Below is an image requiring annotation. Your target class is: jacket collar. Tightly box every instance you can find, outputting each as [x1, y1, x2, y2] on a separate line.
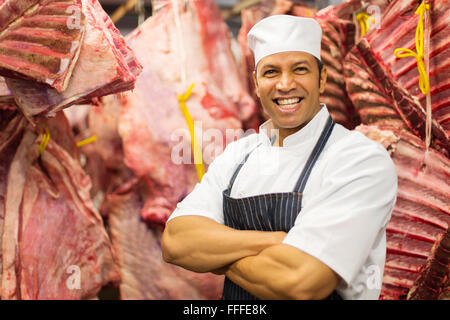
[259, 104, 330, 148]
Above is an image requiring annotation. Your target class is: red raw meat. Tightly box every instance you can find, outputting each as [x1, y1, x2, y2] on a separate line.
[356, 124, 449, 300]
[364, 0, 450, 136]
[0, 0, 40, 31]
[345, 0, 450, 156]
[408, 227, 450, 299]
[75, 99, 224, 299]
[0, 0, 85, 92]
[115, 0, 245, 227]
[105, 182, 223, 299]
[5, 0, 142, 123]
[1, 111, 120, 299]
[193, 0, 258, 129]
[0, 110, 27, 292]
[0, 76, 14, 106]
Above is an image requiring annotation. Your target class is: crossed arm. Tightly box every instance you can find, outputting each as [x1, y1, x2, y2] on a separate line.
[161, 215, 339, 300]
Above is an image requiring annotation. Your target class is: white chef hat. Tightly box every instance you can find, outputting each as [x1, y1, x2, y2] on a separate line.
[248, 15, 322, 67]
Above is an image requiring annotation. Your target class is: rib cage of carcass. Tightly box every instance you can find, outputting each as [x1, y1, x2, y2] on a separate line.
[0, 110, 121, 300]
[0, 0, 142, 122]
[342, 0, 450, 299]
[0, 0, 144, 300]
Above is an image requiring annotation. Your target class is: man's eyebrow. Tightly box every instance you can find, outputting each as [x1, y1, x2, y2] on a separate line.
[259, 64, 279, 71]
[260, 60, 312, 70]
[292, 60, 311, 67]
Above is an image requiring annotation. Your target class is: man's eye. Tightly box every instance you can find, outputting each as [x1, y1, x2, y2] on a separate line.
[263, 70, 276, 76]
[295, 67, 308, 72]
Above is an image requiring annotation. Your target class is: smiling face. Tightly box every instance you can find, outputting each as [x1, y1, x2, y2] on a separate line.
[253, 51, 327, 142]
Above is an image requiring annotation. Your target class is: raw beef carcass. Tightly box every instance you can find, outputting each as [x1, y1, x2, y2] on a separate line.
[0, 0, 85, 92]
[105, 182, 223, 299]
[313, 6, 356, 128]
[114, 0, 246, 227]
[3, 0, 141, 123]
[71, 99, 224, 300]
[0, 0, 40, 31]
[0, 76, 14, 107]
[72, 100, 134, 206]
[363, 0, 450, 136]
[1, 111, 120, 299]
[194, 0, 258, 130]
[356, 124, 449, 300]
[0, 110, 27, 292]
[408, 226, 450, 299]
[345, 0, 450, 156]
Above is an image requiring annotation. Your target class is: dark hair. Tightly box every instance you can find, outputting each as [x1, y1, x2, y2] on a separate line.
[315, 57, 323, 87]
[316, 57, 323, 75]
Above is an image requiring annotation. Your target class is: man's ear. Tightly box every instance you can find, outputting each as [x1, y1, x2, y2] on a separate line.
[252, 71, 260, 98]
[319, 65, 327, 94]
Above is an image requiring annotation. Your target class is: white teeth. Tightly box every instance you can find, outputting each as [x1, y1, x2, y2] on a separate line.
[277, 98, 301, 105]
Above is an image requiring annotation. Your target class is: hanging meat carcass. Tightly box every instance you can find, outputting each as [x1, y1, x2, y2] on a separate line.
[0, 110, 120, 299]
[408, 226, 449, 299]
[72, 0, 247, 299]
[0, 0, 41, 31]
[356, 124, 449, 299]
[0, 76, 14, 108]
[113, 0, 252, 228]
[344, 0, 450, 299]
[104, 181, 223, 299]
[0, 110, 27, 292]
[65, 97, 224, 299]
[0, 0, 142, 123]
[0, 0, 85, 92]
[344, 0, 450, 156]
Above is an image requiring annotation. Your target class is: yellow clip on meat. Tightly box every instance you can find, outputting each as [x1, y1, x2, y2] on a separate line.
[178, 83, 205, 182]
[393, 1, 430, 95]
[76, 135, 97, 147]
[38, 127, 50, 156]
[356, 12, 374, 37]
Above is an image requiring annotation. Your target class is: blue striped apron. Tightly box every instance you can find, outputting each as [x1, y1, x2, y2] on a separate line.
[221, 115, 342, 300]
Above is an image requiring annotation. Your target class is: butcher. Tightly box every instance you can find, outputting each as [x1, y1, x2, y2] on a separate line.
[161, 15, 398, 300]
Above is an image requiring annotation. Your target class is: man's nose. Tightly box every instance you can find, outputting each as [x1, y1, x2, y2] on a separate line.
[275, 72, 296, 92]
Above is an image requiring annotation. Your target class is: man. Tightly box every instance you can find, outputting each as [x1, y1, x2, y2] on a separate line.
[162, 15, 398, 300]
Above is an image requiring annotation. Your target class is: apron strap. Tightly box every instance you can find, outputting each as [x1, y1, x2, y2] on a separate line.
[293, 115, 335, 194]
[227, 135, 276, 189]
[227, 115, 334, 194]
[227, 142, 262, 189]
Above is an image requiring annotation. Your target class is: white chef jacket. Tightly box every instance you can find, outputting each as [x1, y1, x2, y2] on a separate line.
[168, 105, 398, 300]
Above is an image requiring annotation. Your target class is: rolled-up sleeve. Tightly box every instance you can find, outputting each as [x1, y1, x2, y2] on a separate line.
[282, 138, 398, 286]
[167, 141, 238, 224]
